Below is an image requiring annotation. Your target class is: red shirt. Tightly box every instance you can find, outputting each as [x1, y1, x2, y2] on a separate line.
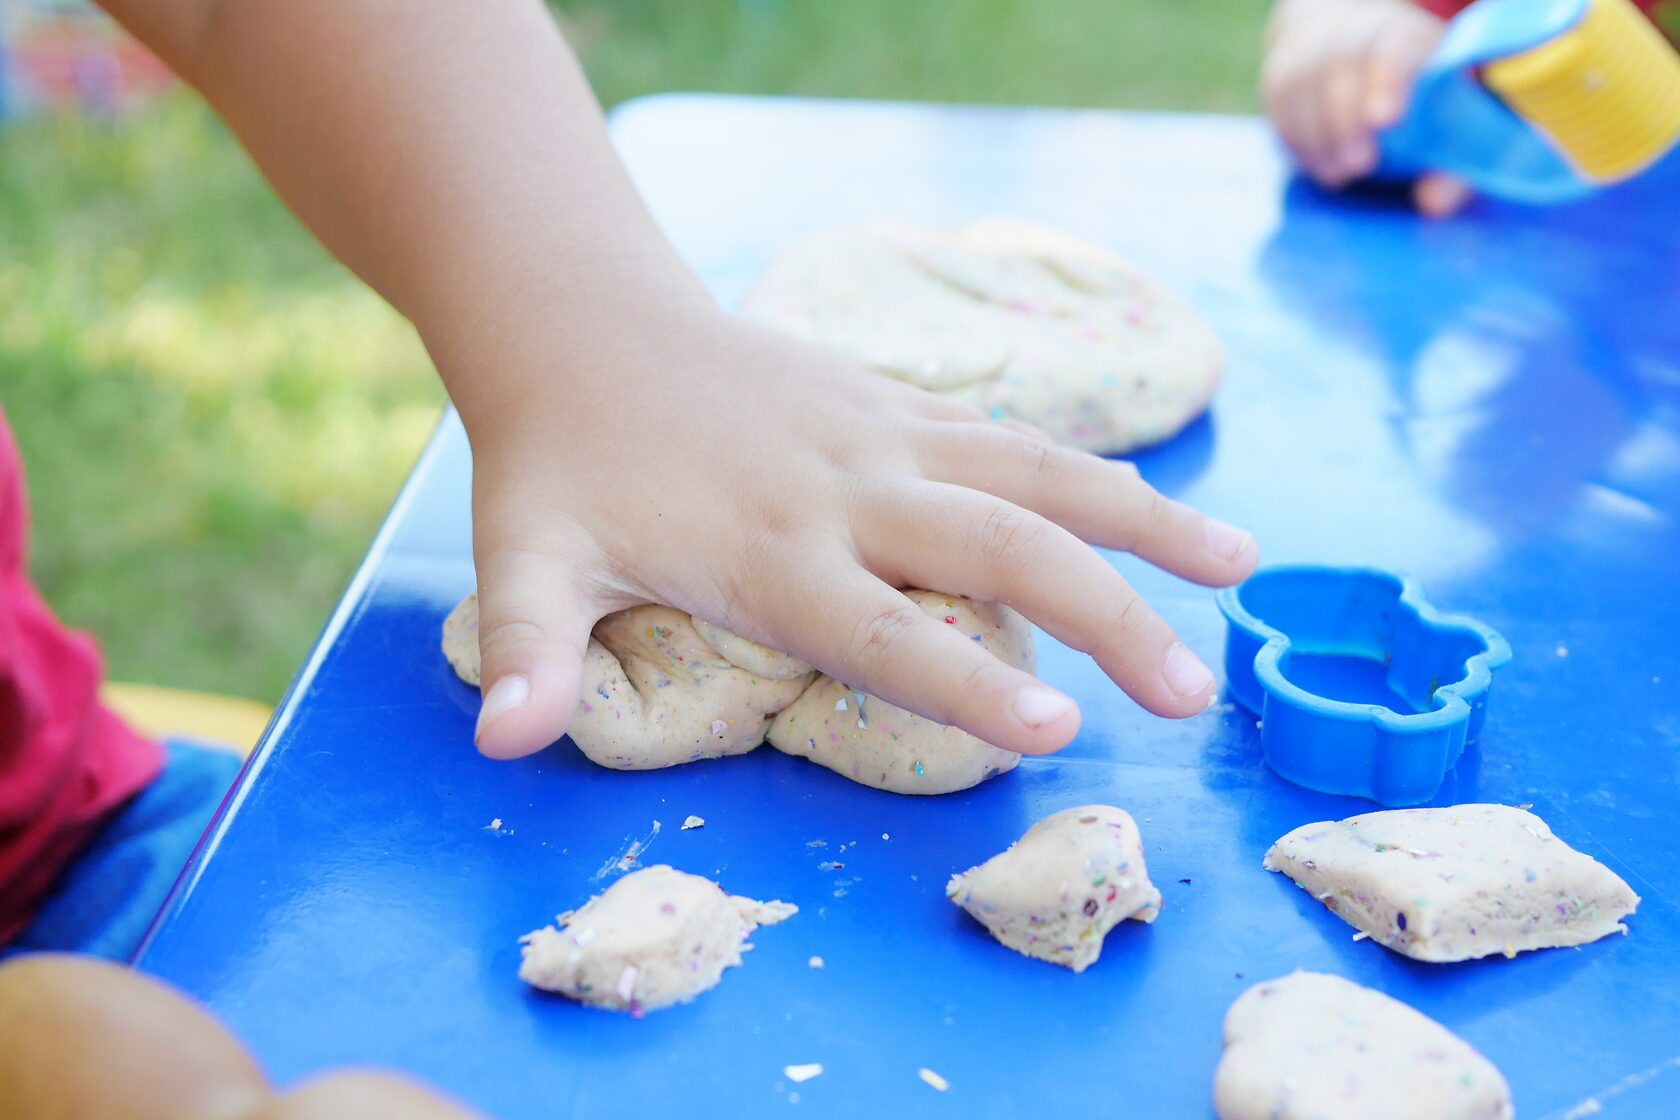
[0, 405, 161, 943]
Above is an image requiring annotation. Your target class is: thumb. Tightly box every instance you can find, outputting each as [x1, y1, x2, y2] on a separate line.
[471, 544, 598, 761]
[1414, 171, 1473, 218]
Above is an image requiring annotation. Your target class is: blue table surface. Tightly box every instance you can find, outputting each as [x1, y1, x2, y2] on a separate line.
[137, 97, 1680, 1119]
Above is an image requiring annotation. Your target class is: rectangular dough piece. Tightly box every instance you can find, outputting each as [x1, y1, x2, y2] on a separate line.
[1264, 803, 1639, 962]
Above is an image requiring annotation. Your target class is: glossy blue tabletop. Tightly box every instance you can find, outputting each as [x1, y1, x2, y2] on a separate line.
[137, 96, 1680, 1119]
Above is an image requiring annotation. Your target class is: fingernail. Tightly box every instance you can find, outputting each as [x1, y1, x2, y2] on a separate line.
[1013, 685, 1077, 728]
[476, 675, 530, 739]
[1204, 519, 1254, 561]
[1163, 643, 1215, 699]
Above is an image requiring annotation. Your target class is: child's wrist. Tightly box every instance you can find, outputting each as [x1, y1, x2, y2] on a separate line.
[421, 268, 726, 436]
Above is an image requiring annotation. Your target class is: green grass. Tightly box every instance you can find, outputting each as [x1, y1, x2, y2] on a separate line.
[1, 1, 1266, 703]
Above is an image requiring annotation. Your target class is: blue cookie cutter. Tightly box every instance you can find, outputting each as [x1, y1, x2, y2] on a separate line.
[1216, 566, 1512, 807]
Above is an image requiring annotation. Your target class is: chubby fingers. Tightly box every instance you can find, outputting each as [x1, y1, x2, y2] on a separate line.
[859, 483, 1221, 719]
[765, 563, 1082, 755]
[916, 423, 1258, 588]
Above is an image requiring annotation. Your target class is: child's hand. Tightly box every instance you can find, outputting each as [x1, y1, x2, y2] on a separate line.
[97, 0, 1257, 762]
[1261, 0, 1473, 217]
[453, 297, 1258, 762]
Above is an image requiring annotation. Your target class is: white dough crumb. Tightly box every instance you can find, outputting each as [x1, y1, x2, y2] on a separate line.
[835, 697, 848, 711]
[1556, 644, 1570, 658]
[881, 833, 890, 840]
[1352, 931, 1371, 941]
[485, 818, 502, 831]
[681, 815, 705, 830]
[784, 1063, 823, 1083]
[808, 955, 824, 969]
[918, 1068, 950, 1092]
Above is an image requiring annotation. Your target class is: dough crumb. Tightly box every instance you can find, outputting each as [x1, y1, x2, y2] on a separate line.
[485, 818, 502, 831]
[807, 955, 824, 969]
[518, 865, 795, 1012]
[917, 1068, 950, 1092]
[1264, 803, 1639, 962]
[1214, 972, 1512, 1120]
[681, 815, 705, 830]
[784, 1063, 823, 1083]
[947, 805, 1160, 972]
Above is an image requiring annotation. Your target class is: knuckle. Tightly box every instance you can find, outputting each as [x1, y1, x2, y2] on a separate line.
[1092, 587, 1153, 660]
[849, 602, 925, 664]
[972, 506, 1046, 573]
[1115, 590, 1154, 638]
[1015, 433, 1059, 483]
[477, 617, 548, 666]
[1143, 487, 1169, 531]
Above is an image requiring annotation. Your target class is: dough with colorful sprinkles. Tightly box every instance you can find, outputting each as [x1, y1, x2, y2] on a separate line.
[518, 865, 795, 1014]
[947, 805, 1161, 972]
[1214, 971, 1513, 1120]
[741, 217, 1223, 454]
[1264, 803, 1639, 962]
[765, 592, 1028, 794]
[441, 591, 1034, 794]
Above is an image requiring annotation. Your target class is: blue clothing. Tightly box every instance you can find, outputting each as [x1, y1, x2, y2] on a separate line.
[3, 739, 242, 962]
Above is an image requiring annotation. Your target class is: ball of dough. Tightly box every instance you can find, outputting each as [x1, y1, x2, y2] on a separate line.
[741, 217, 1223, 454]
[947, 805, 1161, 972]
[1214, 972, 1512, 1120]
[766, 592, 1028, 795]
[441, 591, 1035, 795]
[518, 865, 796, 1013]
[1264, 803, 1640, 962]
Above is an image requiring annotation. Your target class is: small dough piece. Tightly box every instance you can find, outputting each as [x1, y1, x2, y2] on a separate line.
[765, 592, 1028, 794]
[442, 591, 1035, 795]
[946, 805, 1161, 972]
[742, 218, 1223, 453]
[518, 865, 795, 1013]
[1265, 804, 1640, 962]
[1214, 972, 1512, 1120]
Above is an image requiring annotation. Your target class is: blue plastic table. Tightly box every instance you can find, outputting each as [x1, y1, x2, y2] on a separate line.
[137, 97, 1680, 1119]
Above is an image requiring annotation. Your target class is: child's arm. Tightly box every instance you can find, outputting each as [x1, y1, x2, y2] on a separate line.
[1262, 0, 1472, 216]
[98, 0, 1257, 760]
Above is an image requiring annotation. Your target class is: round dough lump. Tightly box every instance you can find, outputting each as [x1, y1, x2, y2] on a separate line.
[947, 804, 1161, 972]
[741, 217, 1222, 453]
[440, 590, 1033, 794]
[518, 865, 796, 1013]
[1214, 971, 1512, 1120]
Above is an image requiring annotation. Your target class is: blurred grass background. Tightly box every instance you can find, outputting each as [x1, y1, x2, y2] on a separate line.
[0, 0, 1267, 703]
